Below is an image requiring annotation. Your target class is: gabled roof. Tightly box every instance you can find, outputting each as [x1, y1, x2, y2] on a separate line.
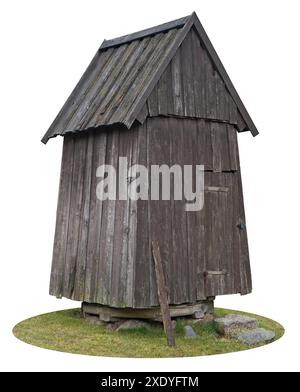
[42, 12, 258, 144]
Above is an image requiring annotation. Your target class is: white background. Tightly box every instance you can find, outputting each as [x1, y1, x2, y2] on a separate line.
[1, 0, 299, 372]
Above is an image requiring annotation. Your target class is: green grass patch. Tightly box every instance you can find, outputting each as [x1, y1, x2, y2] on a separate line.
[12, 308, 284, 358]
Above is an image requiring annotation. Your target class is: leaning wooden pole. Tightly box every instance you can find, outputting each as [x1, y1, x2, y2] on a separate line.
[151, 240, 175, 347]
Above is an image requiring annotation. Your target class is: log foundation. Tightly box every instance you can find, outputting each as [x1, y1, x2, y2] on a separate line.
[82, 299, 214, 322]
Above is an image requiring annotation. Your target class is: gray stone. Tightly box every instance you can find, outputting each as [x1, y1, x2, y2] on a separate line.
[193, 310, 205, 319]
[184, 325, 197, 338]
[106, 321, 124, 331]
[215, 314, 258, 337]
[116, 320, 151, 332]
[85, 315, 106, 326]
[193, 314, 215, 325]
[236, 328, 275, 345]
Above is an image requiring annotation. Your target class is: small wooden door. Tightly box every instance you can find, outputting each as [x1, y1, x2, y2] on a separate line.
[196, 171, 251, 299]
[204, 183, 233, 296]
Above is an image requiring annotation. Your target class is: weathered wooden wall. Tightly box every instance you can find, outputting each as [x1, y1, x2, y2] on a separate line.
[49, 116, 251, 308]
[138, 28, 247, 131]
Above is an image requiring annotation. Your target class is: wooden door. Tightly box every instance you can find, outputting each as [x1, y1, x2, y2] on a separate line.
[195, 171, 251, 299]
[204, 183, 233, 296]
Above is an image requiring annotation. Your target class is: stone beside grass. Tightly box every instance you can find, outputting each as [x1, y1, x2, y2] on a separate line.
[214, 313, 276, 345]
[214, 314, 258, 337]
[236, 328, 276, 346]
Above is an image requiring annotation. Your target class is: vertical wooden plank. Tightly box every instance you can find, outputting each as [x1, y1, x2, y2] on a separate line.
[110, 128, 130, 306]
[215, 72, 226, 121]
[232, 171, 242, 293]
[152, 241, 175, 347]
[148, 117, 173, 306]
[218, 173, 229, 294]
[214, 71, 221, 120]
[181, 31, 196, 116]
[165, 62, 174, 115]
[219, 123, 231, 171]
[227, 124, 238, 171]
[225, 173, 235, 294]
[169, 117, 189, 303]
[231, 133, 251, 293]
[228, 94, 238, 125]
[237, 168, 252, 294]
[126, 126, 139, 307]
[196, 119, 213, 170]
[195, 168, 206, 300]
[211, 122, 222, 172]
[171, 46, 184, 116]
[190, 28, 203, 118]
[96, 129, 119, 304]
[73, 132, 94, 300]
[194, 121, 207, 299]
[157, 66, 169, 115]
[223, 85, 230, 123]
[145, 119, 156, 306]
[205, 51, 217, 119]
[237, 110, 247, 131]
[183, 119, 198, 303]
[50, 135, 74, 298]
[84, 129, 107, 303]
[63, 135, 88, 298]
[211, 122, 231, 172]
[210, 177, 222, 295]
[204, 173, 226, 296]
[119, 128, 134, 305]
[199, 41, 207, 118]
[136, 101, 149, 124]
[147, 84, 159, 117]
[203, 171, 212, 296]
[166, 117, 176, 304]
[135, 122, 151, 307]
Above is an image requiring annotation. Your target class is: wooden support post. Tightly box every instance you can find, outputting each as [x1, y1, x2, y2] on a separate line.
[151, 240, 175, 347]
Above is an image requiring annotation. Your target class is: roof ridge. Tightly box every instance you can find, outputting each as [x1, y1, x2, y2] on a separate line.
[100, 13, 192, 50]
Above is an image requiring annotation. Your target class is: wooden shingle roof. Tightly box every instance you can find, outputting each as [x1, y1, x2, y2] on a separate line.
[42, 12, 258, 144]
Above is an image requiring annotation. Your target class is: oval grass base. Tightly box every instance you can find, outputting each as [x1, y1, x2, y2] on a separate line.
[13, 308, 284, 358]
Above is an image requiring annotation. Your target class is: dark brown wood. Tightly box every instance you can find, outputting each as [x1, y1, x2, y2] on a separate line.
[151, 240, 175, 347]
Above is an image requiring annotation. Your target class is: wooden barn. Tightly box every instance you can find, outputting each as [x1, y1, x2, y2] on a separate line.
[42, 12, 258, 320]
